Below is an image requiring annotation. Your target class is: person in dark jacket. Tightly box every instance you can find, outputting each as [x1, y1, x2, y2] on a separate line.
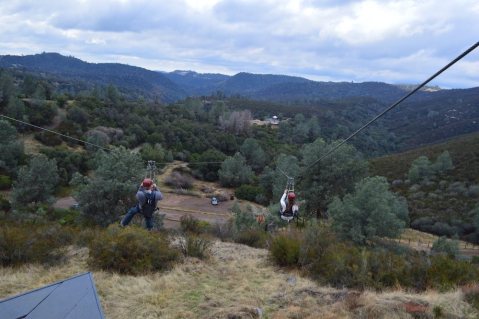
[120, 178, 163, 230]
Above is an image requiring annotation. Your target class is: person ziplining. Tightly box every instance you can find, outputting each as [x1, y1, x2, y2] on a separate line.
[279, 177, 299, 223]
[120, 161, 163, 230]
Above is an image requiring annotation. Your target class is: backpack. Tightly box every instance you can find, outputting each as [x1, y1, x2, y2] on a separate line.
[141, 191, 157, 217]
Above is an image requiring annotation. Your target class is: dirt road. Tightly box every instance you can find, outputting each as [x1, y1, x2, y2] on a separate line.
[159, 192, 235, 228]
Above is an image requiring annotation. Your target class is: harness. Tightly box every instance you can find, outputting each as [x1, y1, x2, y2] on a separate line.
[141, 191, 157, 217]
[280, 177, 297, 222]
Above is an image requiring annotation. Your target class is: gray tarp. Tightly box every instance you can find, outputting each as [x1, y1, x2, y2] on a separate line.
[0, 272, 105, 319]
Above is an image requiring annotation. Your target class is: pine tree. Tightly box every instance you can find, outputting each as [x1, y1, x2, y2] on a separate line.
[11, 154, 59, 207]
[328, 176, 409, 245]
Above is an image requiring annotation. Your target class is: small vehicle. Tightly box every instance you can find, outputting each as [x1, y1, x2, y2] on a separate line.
[211, 197, 218, 205]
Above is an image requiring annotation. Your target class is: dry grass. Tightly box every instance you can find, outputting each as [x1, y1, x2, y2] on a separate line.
[395, 229, 479, 255]
[400, 228, 439, 244]
[0, 241, 477, 319]
[21, 134, 43, 154]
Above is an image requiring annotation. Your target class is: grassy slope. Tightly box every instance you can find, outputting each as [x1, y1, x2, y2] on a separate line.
[370, 132, 479, 225]
[0, 242, 476, 319]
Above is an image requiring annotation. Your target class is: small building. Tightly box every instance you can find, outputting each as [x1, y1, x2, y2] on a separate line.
[269, 115, 280, 125]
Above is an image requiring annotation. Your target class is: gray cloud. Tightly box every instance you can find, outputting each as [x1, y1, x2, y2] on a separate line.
[0, 0, 477, 88]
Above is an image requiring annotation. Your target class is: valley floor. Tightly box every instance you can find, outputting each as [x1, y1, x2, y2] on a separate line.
[0, 240, 477, 319]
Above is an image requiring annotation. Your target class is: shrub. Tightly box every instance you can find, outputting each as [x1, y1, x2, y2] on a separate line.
[431, 236, 459, 257]
[88, 225, 179, 275]
[411, 216, 435, 230]
[428, 222, 458, 237]
[151, 212, 165, 231]
[467, 185, 479, 198]
[308, 242, 366, 288]
[47, 208, 81, 226]
[269, 233, 301, 267]
[438, 180, 448, 189]
[180, 214, 210, 234]
[0, 223, 72, 266]
[211, 220, 234, 241]
[235, 184, 264, 202]
[180, 234, 212, 259]
[409, 184, 421, 192]
[408, 156, 433, 183]
[231, 203, 258, 233]
[34, 131, 63, 146]
[427, 255, 479, 291]
[234, 228, 269, 248]
[0, 195, 11, 212]
[447, 181, 467, 195]
[0, 175, 12, 190]
[270, 223, 479, 291]
[409, 191, 425, 199]
[76, 227, 101, 247]
[165, 171, 194, 189]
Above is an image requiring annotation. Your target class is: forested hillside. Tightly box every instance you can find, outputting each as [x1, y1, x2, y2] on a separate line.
[2, 53, 478, 153]
[371, 132, 479, 242]
[0, 53, 187, 102]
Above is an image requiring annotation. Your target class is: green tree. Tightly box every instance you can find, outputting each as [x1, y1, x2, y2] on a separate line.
[22, 75, 37, 97]
[11, 154, 59, 208]
[4, 97, 25, 121]
[235, 184, 265, 203]
[328, 176, 409, 245]
[408, 156, 433, 183]
[218, 153, 254, 187]
[473, 205, 479, 240]
[85, 130, 110, 152]
[0, 70, 15, 106]
[75, 147, 144, 227]
[433, 151, 454, 174]
[190, 149, 226, 181]
[66, 106, 89, 130]
[240, 138, 266, 172]
[106, 85, 121, 105]
[0, 120, 24, 175]
[300, 138, 368, 218]
[140, 143, 170, 164]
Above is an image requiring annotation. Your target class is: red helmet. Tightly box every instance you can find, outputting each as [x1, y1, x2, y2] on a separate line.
[287, 192, 296, 201]
[142, 178, 153, 188]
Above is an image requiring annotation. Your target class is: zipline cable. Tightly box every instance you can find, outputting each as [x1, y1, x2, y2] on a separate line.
[0, 113, 111, 151]
[302, 41, 479, 173]
[3, 42, 477, 176]
[0, 113, 226, 165]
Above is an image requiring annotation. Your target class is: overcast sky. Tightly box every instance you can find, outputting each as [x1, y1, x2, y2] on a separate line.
[0, 0, 478, 88]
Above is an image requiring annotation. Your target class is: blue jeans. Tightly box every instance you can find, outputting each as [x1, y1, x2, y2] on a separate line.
[121, 205, 153, 230]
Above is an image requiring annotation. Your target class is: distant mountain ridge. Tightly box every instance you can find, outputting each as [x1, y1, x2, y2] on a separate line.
[0, 52, 451, 104]
[162, 70, 415, 104]
[0, 53, 187, 102]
